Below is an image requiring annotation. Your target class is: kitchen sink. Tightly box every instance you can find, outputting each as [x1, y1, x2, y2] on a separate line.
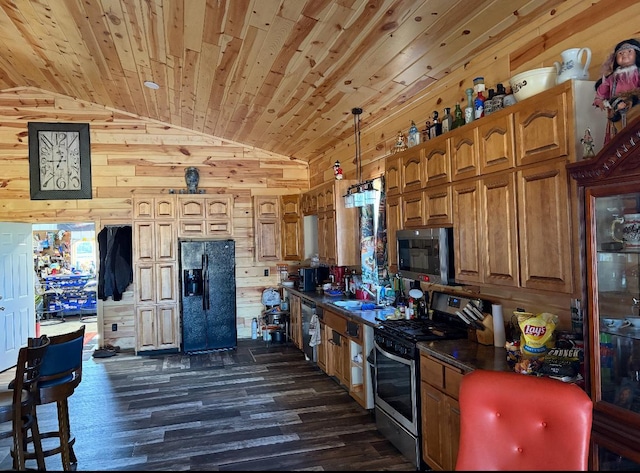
[332, 300, 364, 310]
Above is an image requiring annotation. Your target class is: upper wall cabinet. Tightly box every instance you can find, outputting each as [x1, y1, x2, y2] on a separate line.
[176, 195, 233, 238]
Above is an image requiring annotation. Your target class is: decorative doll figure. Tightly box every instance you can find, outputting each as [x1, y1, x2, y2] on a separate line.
[593, 38, 640, 144]
[392, 131, 408, 154]
[581, 128, 595, 158]
[333, 160, 343, 180]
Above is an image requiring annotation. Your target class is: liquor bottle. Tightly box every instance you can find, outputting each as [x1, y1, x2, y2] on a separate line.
[484, 88, 495, 116]
[407, 120, 420, 147]
[493, 83, 506, 112]
[473, 77, 486, 119]
[429, 111, 442, 139]
[464, 88, 475, 124]
[421, 121, 431, 142]
[441, 107, 453, 134]
[452, 102, 465, 129]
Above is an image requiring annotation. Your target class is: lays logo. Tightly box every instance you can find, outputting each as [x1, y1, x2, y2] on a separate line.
[523, 324, 546, 337]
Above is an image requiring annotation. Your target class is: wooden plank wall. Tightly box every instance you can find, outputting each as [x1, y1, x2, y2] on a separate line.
[0, 88, 309, 346]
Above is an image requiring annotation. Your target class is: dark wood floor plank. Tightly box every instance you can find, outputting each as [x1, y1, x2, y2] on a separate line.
[0, 339, 415, 471]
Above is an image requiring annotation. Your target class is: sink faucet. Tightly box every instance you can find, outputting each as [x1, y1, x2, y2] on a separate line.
[363, 284, 380, 305]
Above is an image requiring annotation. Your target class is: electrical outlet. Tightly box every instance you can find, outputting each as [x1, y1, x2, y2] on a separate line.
[112, 323, 118, 331]
[264, 268, 269, 276]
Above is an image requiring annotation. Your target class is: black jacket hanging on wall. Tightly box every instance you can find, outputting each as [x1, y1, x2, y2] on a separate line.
[98, 225, 133, 301]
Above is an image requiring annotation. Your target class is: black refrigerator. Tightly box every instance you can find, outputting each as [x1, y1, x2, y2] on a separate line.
[179, 239, 237, 353]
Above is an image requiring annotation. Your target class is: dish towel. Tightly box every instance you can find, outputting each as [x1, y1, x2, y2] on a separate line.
[309, 313, 321, 347]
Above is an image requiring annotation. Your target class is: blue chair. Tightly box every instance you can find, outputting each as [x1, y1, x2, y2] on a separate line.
[0, 335, 50, 470]
[24, 326, 85, 471]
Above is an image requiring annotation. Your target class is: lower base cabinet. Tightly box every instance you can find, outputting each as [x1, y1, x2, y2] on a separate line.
[420, 353, 464, 471]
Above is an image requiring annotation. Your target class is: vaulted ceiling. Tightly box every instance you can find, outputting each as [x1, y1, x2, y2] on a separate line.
[0, 0, 558, 162]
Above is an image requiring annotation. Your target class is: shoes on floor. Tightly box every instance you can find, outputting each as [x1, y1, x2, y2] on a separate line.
[92, 348, 116, 358]
[104, 344, 121, 352]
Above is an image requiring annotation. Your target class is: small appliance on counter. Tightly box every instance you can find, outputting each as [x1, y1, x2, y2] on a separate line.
[298, 267, 316, 291]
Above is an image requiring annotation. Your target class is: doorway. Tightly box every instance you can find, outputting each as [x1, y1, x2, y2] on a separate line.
[32, 222, 98, 343]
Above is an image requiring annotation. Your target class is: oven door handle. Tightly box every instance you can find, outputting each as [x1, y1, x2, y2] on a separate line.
[374, 340, 413, 364]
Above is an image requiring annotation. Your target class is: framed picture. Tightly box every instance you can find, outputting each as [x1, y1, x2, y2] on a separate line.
[28, 122, 92, 200]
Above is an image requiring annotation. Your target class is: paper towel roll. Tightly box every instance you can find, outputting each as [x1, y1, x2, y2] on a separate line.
[492, 303, 506, 348]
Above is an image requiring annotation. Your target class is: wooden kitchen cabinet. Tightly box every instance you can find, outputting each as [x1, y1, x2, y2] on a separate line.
[177, 194, 233, 238]
[132, 195, 180, 353]
[420, 353, 464, 471]
[315, 180, 359, 266]
[402, 149, 424, 194]
[424, 138, 451, 188]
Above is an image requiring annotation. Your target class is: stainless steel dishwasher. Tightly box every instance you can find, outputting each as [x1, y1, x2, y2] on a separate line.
[301, 298, 321, 363]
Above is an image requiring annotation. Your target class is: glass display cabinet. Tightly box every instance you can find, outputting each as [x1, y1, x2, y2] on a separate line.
[568, 116, 640, 470]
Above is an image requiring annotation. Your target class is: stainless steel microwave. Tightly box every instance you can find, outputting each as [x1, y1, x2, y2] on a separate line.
[396, 227, 454, 285]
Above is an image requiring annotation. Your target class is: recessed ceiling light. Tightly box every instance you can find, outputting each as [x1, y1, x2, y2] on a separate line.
[144, 81, 160, 90]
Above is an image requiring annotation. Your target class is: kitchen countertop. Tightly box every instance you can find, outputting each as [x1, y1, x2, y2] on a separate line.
[417, 339, 511, 373]
[284, 285, 512, 374]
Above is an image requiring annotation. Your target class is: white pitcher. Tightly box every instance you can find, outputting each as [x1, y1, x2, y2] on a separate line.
[554, 47, 592, 83]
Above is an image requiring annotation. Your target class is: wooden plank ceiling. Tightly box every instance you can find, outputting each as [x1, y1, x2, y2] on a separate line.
[0, 0, 559, 162]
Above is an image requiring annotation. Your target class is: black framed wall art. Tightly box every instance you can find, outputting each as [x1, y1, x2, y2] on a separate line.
[28, 122, 92, 200]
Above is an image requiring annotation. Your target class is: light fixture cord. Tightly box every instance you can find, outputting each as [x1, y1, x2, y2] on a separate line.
[352, 107, 363, 184]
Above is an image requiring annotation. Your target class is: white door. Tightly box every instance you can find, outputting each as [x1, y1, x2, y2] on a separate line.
[0, 222, 35, 372]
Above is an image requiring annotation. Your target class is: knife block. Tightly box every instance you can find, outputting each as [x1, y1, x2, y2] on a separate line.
[475, 314, 495, 346]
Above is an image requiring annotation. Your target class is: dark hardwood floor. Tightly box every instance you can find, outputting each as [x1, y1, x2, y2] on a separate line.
[0, 337, 415, 471]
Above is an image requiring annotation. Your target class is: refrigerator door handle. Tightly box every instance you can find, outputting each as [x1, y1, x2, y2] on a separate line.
[202, 253, 210, 311]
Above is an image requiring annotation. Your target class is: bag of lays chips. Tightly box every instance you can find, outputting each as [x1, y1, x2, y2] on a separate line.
[517, 311, 558, 358]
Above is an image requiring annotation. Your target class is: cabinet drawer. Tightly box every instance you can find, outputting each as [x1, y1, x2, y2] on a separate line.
[421, 354, 464, 399]
[323, 309, 347, 335]
[421, 354, 444, 389]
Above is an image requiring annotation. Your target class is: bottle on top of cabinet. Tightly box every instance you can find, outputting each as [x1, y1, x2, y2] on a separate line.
[429, 111, 442, 139]
[422, 121, 431, 142]
[441, 107, 453, 134]
[473, 77, 486, 119]
[464, 88, 475, 124]
[493, 83, 506, 112]
[484, 89, 495, 116]
[452, 102, 465, 129]
[407, 120, 420, 147]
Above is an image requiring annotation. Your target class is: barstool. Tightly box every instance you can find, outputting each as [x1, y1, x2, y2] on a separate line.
[0, 335, 50, 470]
[25, 326, 85, 471]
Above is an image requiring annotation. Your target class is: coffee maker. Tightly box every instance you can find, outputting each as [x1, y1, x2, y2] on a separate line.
[330, 265, 347, 290]
[298, 267, 316, 291]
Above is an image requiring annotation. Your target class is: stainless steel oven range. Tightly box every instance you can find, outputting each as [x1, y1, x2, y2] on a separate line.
[373, 291, 485, 469]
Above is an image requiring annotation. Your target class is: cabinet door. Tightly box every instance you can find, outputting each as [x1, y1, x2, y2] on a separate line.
[155, 197, 176, 219]
[178, 196, 205, 219]
[425, 186, 453, 226]
[134, 222, 154, 262]
[282, 215, 302, 261]
[155, 221, 176, 261]
[281, 195, 302, 261]
[136, 306, 156, 351]
[386, 194, 402, 274]
[133, 197, 154, 219]
[135, 264, 155, 303]
[156, 304, 179, 350]
[514, 91, 568, 166]
[402, 189, 425, 228]
[178, 220, 206, 238]
[477, 113, 515, 174]
[402, 150, 424, 193]
[156, 262, 178, 303]
[255, 196, 279, 219]
[386, 154, 402, 196]
[450, 126, 479, 181]
[422, 381, 448, 470]
[425, 140, 451, 187]
[317, 322, 327, 372]
[453, 181, 483, 284]
[256, 219, 280, 261]
[481, 172, 519, 287]
[517, 160, 573, 293]
[205, 195, 233, 220]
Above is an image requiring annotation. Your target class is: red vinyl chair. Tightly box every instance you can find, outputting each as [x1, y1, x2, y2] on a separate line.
[455, 369, 593, 471]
